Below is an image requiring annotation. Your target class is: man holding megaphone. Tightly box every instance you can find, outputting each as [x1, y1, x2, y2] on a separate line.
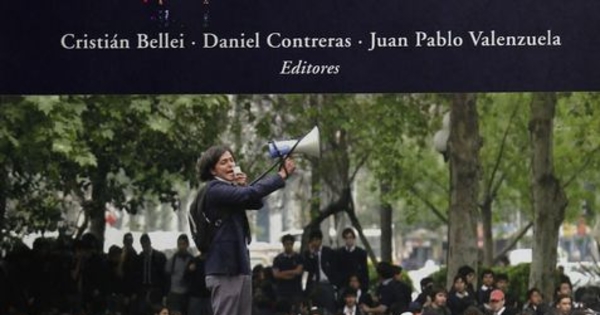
[197, 144, 296, 315]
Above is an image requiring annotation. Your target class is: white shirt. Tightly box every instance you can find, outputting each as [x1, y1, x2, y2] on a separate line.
[494, 306, 506, 315]
[316, 246, 329, 282]
[343, 305, 358, 315]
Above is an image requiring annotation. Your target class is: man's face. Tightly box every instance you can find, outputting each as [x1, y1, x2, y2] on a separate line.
[141, 241, 151, 253]
[482, 273, 494, 286]
[557, 297, 572, 315]
[283, 240, 294, 254]
[177, 239, 189, 253]
[349, 276, 360, 289]
[344, 232, 356, 248]
[434, 292, 447, 306]
[489, 298, 505, 312]
[394, 272, 403, 282]
[211, 151, 236, 181]
[558, 283, 571, 296]
[529, 291, 542, 306]
[344, 295, 357, 307]
[124, 236, 133, 248]
[496, 280, 508, 291]
[466, 273, 475, 284]
[453, 278, 466, 293]
[309, 238, 322, 251]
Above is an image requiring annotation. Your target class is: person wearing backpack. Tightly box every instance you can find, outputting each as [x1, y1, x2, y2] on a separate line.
[195, 145, 296, 315]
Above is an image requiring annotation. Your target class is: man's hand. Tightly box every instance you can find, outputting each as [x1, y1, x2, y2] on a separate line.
[278, 158, 296, 180]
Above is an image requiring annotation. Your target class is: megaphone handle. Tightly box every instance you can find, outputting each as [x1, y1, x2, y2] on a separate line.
[269, 140, 290, 178]
[250, 136, 305, 186]
[249, 142, 292, 186]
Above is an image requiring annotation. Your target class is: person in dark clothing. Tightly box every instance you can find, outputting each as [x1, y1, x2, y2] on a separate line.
[4, 243, 35, 314]
[423, 286, 451, 315]
[166, 234, 194, 315]
[494, 273, 518, 310]
[553, 294, 573, 315]
[137, 233, 168, 314]
[523, 288, 548, 315]
[272, 234, 304, 311]
[106, 245, 125, 315]
[197, 145, 296, 315]
[416, 277, 435, 308]
[361, 262, 411, 315]
[253, 265, 278, 315]
[457, 266, 477, 301]
[392, 265, 413, 312]
[477, 269, 495, 308]
[121, 232, 139, 315]
[72, 233, 109, 315]
[447, 274, 476, 315]
[185, 254, 212, 315]
[337, 228, 369, 292]
[338, 274, 374, 310]
[339, 288, 365, 315]
[554, 279, 573, 303]
[30, 238, 60, 315]
[304, 229, 340, 315]
[486, 289, 518, 315]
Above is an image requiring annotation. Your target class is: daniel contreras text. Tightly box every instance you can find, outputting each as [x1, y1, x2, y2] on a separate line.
[59, 30, 563, 75]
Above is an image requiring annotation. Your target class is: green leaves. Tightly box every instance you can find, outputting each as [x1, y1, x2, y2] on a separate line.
[0, 95, 231, 243]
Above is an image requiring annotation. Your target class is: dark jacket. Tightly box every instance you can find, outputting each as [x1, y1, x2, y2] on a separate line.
[136, 249, 168, 295]
[447, 290, 477, 315]
[204, 175, 285, 276]
[377, 279, 412, 314]
[304, 245, 340, 289]
[337, 246, 369, 290]
[523, 303, 549, 315]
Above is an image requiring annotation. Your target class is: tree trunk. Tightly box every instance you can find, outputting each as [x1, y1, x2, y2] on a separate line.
[301, 187, 349, 252]
[481, 200, 494, 266]
[88, 167, 109, 249]
[528, 93, 568, 300]
[380, 180, 393, 263]
[446, 94, 482, 289]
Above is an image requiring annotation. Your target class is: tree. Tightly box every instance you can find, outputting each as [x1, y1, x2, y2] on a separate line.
[1, 95, 230, 246]
[0, 96, 91, 245]
[446, 94, 482, 288]
[528, 93, 568, 300]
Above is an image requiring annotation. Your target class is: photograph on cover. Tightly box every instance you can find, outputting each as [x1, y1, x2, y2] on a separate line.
[1, 93, 599, 315]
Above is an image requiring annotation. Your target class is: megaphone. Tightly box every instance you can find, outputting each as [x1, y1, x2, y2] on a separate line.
[250, 126, 320, 186]
[268, 126, 320, 159]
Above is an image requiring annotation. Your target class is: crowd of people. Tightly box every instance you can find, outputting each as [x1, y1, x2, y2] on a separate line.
[0, 232, 210, 315]
[2, 228, 599, 315]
